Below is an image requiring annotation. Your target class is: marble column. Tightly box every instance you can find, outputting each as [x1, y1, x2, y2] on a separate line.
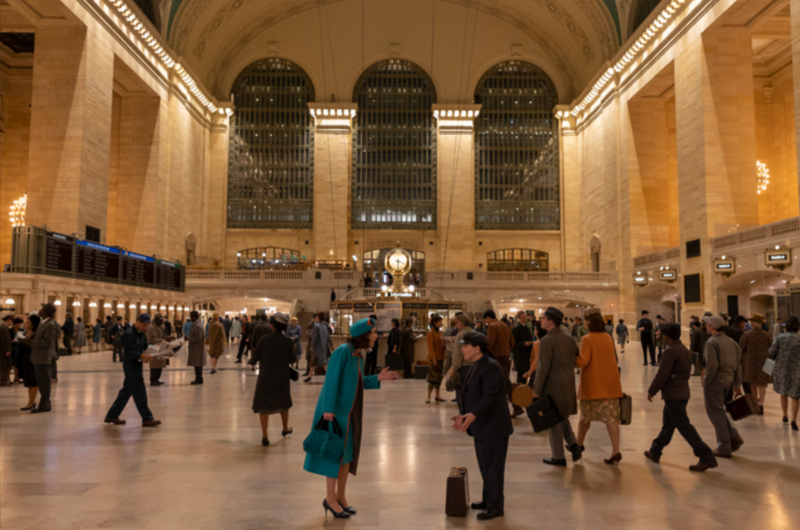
[26, 23, 114, 240]
[674, 29, 760, 321]
[791, 0, 800, 214]
[203, 105, 232, 263]
[556, 106, 584, 270]
[309, 104, 355, 263]
[434, 104, 480, 270]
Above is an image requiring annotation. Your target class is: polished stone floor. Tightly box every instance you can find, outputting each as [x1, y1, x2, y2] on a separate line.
[1, 341, 798, 529]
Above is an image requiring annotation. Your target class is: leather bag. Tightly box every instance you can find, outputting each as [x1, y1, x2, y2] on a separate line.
[525, 395, 564, 433]
[445, 467, 470, 517]
[289, 366, 299, 381]
[726, 394, 758, 421]
[303, 417, 344, 461]
[619, 393, 632, 425]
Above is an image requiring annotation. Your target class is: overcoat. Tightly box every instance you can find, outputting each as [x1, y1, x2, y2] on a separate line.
[309, 322, 330, 367]
[207, 321, 226, 358]
[532, 325, 578, 416]
[398, 326, 417, 364]
[187, 320, 206, 367]
[303, 343, 380, 479]
[770, 332, 800, 399]
[250, 331, 296, 413]
[146, 324, 167, 369]
[739, 327, 773, 385]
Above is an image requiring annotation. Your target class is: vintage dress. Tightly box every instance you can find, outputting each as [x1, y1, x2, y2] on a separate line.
[739, 328, 773, 385]
[250, 331, 296, 414]
[303, 343, 380, 479]
[770, 332, 800, 399]
[74, 323, 87, 348]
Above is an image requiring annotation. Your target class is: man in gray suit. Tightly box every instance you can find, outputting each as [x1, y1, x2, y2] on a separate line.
[25, 303, 61, 413]
[703, 315, 744, 457]
[532, 307, 582, 466]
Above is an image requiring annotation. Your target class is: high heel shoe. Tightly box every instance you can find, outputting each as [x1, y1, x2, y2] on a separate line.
[604, 453, 622, 466]
[783, 415, 789, 424]
[261, 438, 270, 446]
[303, 376, 312, 383]
[281, 428, 293, 437]
[792, 421, 798, 432]
[337, 500, 356, 515]
[323, 499, 350, 518]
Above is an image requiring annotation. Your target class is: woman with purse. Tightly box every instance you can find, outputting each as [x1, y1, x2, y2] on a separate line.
[574, 310, 624, 465]
[249, 313, 296, 446]
[303, 317, 398, 518]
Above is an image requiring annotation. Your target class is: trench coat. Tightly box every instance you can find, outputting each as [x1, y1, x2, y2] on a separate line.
[532, 325, 578, 417]
[303, 343, 380, 479]
[187, 320, 206, 367]
[207, 321, 226, 358]
[249, 331, 296, 413]
[309, 322, 330, 367]
[146, 323, 167, 370]
[739, 327, 773, 385]
[398, 326, 417, 365]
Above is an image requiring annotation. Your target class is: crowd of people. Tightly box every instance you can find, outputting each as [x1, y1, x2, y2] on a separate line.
[2, 301, 799, 522]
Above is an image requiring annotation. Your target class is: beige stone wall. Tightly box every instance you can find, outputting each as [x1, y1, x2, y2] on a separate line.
[561, 128, 584, 270]
[437, 131, 475, 270]
[313, 128, 351, 263]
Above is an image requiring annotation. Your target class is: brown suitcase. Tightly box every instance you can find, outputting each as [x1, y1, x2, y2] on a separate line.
[725, 394, 758, 421]
[445, 467, 470, 516]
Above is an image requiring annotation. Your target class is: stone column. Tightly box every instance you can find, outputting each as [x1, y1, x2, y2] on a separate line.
[674, 30, 759, 321]
[556, 106, 583, 270]
[434, 104, 480, 270]
[27, 23, 114, 240]
[203, 104, 232, 263]
[791, 0, 800, 214]
[309, 104, 356, 263]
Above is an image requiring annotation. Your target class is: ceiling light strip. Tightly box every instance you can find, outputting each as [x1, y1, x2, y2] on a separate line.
[570, 0, 688, 117]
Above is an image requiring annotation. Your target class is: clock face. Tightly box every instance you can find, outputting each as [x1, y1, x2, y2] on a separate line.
[389, 253, 408, 269]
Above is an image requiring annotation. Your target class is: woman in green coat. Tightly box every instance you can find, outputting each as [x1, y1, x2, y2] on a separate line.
[303, 317, 398, 518]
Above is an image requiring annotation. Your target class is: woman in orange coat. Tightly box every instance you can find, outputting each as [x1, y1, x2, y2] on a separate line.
[575, 310, 623, 465]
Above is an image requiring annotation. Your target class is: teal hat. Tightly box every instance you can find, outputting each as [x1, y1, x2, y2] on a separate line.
[350, 317, 376, 338]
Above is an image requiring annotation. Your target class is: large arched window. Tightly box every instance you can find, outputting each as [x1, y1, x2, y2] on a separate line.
[474, 61, 559, 230]
[227, 58, 315, 228]
[351, 59, 437, 229]
[628, 0, 662, 36]
[487, 249, 549, 271]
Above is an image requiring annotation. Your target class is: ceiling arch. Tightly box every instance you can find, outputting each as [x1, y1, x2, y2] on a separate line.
[167, 0, 621, 102]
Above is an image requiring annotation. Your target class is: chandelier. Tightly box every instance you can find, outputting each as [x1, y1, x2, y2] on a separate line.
[9, 195, 26, 227]
[756, 161, 770, 194]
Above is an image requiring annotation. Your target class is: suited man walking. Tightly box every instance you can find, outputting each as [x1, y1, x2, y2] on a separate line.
[532, 307, 583, 466]
[25, 303, 61, 413]
[451, 331, 512, 521]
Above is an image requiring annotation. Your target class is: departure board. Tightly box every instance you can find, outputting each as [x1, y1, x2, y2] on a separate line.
[121, 252, 155, 285]
[155, 260, 182, 290]
[45, 232, 74, 272]
[75, 240, 120, 280]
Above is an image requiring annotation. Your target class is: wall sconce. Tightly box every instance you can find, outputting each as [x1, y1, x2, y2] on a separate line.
[117, 303, 125, 308]
[72, 300, 81, 307]
[150, 304, 157, 310]
[129, 303, 136, 309]
[54, 299, 62, 306]
[89, 301, 98, 308]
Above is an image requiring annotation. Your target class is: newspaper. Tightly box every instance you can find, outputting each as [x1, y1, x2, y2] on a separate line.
[146, 338, 185, 358]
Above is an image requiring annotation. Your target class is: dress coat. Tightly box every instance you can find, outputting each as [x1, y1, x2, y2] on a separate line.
[187, 320, 207, 367]
[249, 331, 296, 413]
[398, 326, 417, 365]
[532, 325, 578, 417]
[303, 343, 380, 479]
[145, 324, 168, 370]
[31, 318, 60, 365]
[207, 321, 226, 358]
[309, 322, 330, 367]
[511, 323, 533, 375]
[739, 327, 773, 385]
[770, 332, 800, 399]
[460, 354, 513, 440]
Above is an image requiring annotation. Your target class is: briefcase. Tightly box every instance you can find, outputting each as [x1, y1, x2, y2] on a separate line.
[385, 353, 404, 371]
[445, 467, 470, 517]
[725, 394, 758, 421]
[414, 365, 429, 380]
[526, 395, 563, 433]
[619, 393, 632, 426]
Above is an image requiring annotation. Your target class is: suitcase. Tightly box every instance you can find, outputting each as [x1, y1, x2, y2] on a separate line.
[619, 393, 632, 425]
[385, 353, 404, 371]
[445, 467, 470, 516]
[726, 394, 758, 421]
[58, 347, 69, 357]
[414, 365, 429, 379]
[525, 395, 563, 433]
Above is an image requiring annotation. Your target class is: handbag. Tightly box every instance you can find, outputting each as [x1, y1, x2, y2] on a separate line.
[725, 394, 758, 421]
[289, 366, 299, 381]
[619, 393, 632, 425]
[525, 394, 564, 433]
[762, 358, 775, 376]
[303, 417, 344, 461]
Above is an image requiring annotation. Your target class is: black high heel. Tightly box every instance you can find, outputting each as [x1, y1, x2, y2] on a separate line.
[604, 453, 622, 466]
[323, 499, 350, 518]
[261, 438, 270, 446]
[783, 416, 789, 424]
[792, 421, 798, 432]
[282, 428, 293, 437]
[303, 376, 312, 383]
[337, 500, 356, 515]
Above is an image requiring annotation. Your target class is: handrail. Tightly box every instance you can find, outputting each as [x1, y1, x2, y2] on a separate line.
[632, 247, 680, 268]
[711, 217, 799, 250]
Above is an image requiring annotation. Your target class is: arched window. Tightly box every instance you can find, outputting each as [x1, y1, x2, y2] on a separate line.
[486, 249, 549, 271]
[628, 0, 662, 36]
[227, 58, 315, 228]
[474, 61, 559, 230]
[351, 59, 437, 229]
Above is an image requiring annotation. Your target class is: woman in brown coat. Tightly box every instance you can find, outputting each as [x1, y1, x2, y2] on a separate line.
[739, 314, 773, 414]
[425, 315, 446, 404]
[207, 314, 226, 374]
[574, 310, 624, 465]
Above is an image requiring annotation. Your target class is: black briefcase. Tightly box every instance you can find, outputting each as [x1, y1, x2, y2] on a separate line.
[385, 353, 404, 371]
[414, 365, 429, 379]
[526, 395, 564, 433]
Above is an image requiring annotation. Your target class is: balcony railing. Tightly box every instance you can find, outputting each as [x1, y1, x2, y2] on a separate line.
[711, 217, 799, 250]
[632, 247, 680, 268]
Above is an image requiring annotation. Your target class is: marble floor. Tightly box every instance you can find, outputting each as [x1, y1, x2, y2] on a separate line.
[1, 342, 798, 530]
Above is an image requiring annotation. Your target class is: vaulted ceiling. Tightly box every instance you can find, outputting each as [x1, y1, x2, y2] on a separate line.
[165, 0, 623, 101]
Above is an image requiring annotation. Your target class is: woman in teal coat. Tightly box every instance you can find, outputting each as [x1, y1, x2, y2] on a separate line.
[303, 317, 398, 518]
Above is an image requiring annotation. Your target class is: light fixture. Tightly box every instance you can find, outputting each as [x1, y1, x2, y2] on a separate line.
[160, 305, 167, 310]
[54, 299, 62, 306]
[9, 194, 26, 227]
[150, 304, 157, 310]
[169, 306, 175, 311]
[129, 303, 136, 309]
[89, 301, 97, 308]
[184, 306, 190, 311]
[352, 255, 358, 262]
[756, 161, 770, 194]
[510, 307, 518, 313]
[381, 285, 388, 292]
[117, 303, 125, 308]
[408, 285, 415, 292]
[72, 300, 81, 306]
[5, 295, 15, 305]
[104, 302, 112, 308]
